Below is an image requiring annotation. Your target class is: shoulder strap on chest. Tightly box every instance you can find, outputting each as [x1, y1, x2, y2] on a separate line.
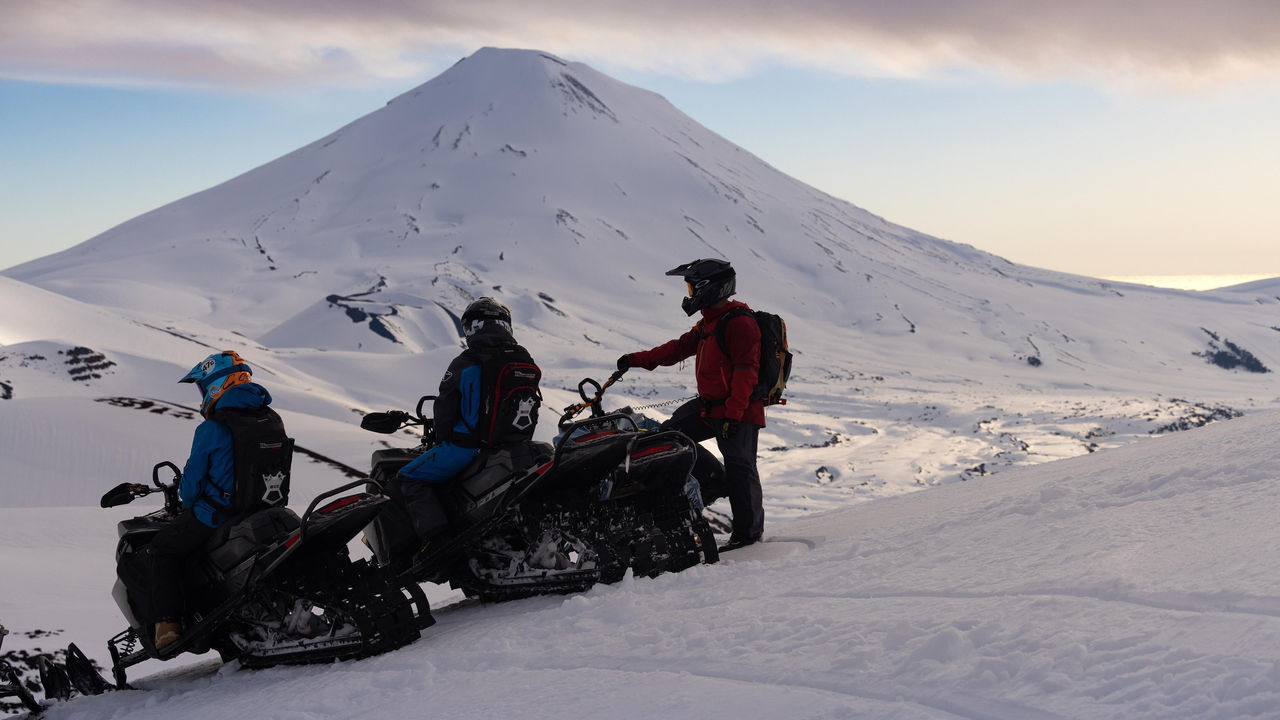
[713, 307, 755, 356]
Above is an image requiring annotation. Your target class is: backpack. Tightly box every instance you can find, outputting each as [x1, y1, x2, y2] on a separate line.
[210, 406, 294, 516]
[473, 346, 543, 446]
[714, 307, 793, 406]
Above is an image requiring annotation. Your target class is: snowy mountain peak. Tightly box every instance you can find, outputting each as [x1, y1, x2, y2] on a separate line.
[388, 47, 630, 124]
[6, 45, 920, 352]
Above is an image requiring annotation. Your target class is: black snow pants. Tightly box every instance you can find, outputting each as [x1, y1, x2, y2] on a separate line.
[660, 398, 764, 542]
[117, 509, 216, 625]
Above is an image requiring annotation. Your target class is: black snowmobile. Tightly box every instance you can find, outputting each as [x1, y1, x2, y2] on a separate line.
[75, 462, 432, 691]
[359, 372, 721, 602]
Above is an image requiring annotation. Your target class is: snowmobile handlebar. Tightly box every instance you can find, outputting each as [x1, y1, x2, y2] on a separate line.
[559, 370, 626, 426]
[99, 483, 155, 508]
[100, 461, 183, 509]
[152, 460, 181, 489]
[415, 395, 433, 423]
[360, 396, 436, 441]
[360, 410, 416, 434]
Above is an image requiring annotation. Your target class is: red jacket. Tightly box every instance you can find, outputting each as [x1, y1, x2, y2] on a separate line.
[629, 300, 765, 426]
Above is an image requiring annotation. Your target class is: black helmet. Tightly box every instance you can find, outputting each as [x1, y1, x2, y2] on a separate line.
[461, 297, 513, 339]
[666, 258, 736, 316]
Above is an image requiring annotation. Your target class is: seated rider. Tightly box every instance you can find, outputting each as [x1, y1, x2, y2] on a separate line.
[393, 297, 541, 545]
[116, 351, 288, 651]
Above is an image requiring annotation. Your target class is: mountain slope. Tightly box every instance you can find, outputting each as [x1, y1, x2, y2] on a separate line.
[7, 48, 1276, 384]
[4, 46, 1279, 508]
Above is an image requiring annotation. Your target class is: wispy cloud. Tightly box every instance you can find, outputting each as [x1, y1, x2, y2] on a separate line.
[3, 0, 1279, 89]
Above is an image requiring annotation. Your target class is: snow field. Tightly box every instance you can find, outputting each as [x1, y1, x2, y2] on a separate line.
[4, 410, 1280, 718]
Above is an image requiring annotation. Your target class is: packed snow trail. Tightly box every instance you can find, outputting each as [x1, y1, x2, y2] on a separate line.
[6, 410, 1280, 719]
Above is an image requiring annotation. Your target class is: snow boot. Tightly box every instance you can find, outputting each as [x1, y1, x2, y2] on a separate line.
[717, 536, 758, 553]
[154, 621, 181, 652]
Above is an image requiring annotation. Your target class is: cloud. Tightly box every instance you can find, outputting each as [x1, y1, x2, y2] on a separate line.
[3, 0, 1279, 89]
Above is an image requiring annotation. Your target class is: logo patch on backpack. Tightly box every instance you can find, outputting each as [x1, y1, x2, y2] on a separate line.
[512, 396, 537, 431]
[260, 470, 287, 506]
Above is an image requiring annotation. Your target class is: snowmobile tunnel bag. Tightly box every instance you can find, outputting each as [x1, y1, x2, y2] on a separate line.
[456, 448, 516, 507]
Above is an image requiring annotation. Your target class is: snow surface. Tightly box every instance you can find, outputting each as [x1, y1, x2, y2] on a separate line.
[3, 46, 1280, 718]
[7, 409, 1280, 719]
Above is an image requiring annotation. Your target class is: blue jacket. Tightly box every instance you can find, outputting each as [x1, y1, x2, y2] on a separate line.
[400, 359, 482, 483]
[181, 382, 273, 527]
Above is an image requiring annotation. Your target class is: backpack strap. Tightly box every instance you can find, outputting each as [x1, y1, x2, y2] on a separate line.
[713, 307, 755, 358]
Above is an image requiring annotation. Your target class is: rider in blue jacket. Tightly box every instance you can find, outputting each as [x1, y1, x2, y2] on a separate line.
[117, 351, 282, 652]
[393, 298, 539, 543]
[180, 380, 274, 526]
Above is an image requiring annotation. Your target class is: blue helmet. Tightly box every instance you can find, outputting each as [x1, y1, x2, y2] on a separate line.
[180, 351, 252, 417]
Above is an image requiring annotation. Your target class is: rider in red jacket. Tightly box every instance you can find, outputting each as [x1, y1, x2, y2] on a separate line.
[619, 259, 765, 551]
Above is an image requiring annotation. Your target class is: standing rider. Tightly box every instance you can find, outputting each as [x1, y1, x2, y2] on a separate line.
[117, 351, 288, 651]
[617, 259, 766, 551]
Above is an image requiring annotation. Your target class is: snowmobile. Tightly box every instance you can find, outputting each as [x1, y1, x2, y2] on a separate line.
[359, 372, 721, 602]
[81, 461, 432, 691]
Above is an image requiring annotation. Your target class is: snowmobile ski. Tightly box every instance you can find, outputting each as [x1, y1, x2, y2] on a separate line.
[36, 656, 71, 703]
[64, 643, 111, 697]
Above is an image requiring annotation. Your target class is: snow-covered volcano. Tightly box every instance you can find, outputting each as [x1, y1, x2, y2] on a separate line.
[3, 46, 1279, 510]
[7, 47, 1275, 372]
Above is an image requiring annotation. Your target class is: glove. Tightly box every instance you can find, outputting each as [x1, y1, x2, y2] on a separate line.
[717, 419, 739, 440]
[616, 354, 632, 373]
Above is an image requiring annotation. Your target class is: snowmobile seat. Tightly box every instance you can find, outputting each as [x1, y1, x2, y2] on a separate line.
[205, 506, 301, 575]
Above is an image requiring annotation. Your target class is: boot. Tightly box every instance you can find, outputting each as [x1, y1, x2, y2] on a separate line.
[717, 536, 759, 553]
[154, 621, 181, 652]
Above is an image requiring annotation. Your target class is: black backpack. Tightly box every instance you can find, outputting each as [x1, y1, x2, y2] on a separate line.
[474, 346, 543, 446]
[210, 406, 294, 516]
[715, 307, 793, 406]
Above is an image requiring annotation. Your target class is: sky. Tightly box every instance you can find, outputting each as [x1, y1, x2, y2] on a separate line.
[2, 1, 1280, 288]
